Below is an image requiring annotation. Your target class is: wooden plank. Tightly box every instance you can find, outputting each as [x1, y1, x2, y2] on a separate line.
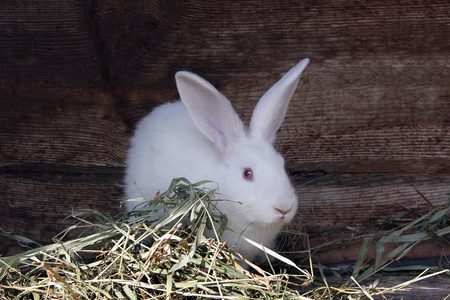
[90, 0, 449, 86]
[327, 274, 450, 299]
[306, 232, 450, 265]
[0, 175, 123, 246]
[279, 59, 450, 174]
[0, 1, 105, 87]
[0, 87, 129, 167]
[292, 173, 450, 231]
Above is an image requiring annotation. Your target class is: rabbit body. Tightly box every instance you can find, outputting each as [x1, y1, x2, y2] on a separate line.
[125, 59, 309, 262]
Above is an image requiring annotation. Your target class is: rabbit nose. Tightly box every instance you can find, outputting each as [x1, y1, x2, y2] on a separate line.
[275, 208, 290, 216]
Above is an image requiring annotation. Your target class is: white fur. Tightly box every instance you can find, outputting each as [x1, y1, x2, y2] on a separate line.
[125, 59, 309, 262]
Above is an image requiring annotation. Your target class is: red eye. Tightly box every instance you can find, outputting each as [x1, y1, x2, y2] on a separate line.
[243, 168, 253, 181]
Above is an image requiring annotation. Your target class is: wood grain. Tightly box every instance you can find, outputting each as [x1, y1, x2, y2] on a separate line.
[0, 0, 449, 265]
[328, 273, 450, 299]
[292, 173, 450, 231]
[0, 87, 129, 167]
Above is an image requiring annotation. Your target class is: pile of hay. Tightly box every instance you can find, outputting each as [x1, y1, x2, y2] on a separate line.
[1, 178, 449, 299]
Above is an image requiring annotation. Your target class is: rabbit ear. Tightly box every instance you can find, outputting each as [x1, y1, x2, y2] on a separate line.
[250, 58, 309, 144]
[175, 71, 245, 155]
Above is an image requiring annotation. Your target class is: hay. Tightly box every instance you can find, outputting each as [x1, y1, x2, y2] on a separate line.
[0, 179, 449, 299]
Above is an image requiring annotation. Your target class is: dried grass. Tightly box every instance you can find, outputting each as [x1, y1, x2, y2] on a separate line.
[0, 179, 449, 299]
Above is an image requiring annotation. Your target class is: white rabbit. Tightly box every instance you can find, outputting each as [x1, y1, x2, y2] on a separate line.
[125, 58, 309, 263]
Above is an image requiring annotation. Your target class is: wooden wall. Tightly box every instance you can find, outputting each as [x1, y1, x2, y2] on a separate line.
[1, 0, 449, 262]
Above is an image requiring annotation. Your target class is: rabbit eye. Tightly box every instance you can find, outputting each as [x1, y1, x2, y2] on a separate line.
[242, 168, 253, 181]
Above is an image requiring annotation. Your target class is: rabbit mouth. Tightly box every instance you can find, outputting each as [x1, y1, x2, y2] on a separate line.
[278, 215, 290, 223]
[275, 215, 293, 226]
